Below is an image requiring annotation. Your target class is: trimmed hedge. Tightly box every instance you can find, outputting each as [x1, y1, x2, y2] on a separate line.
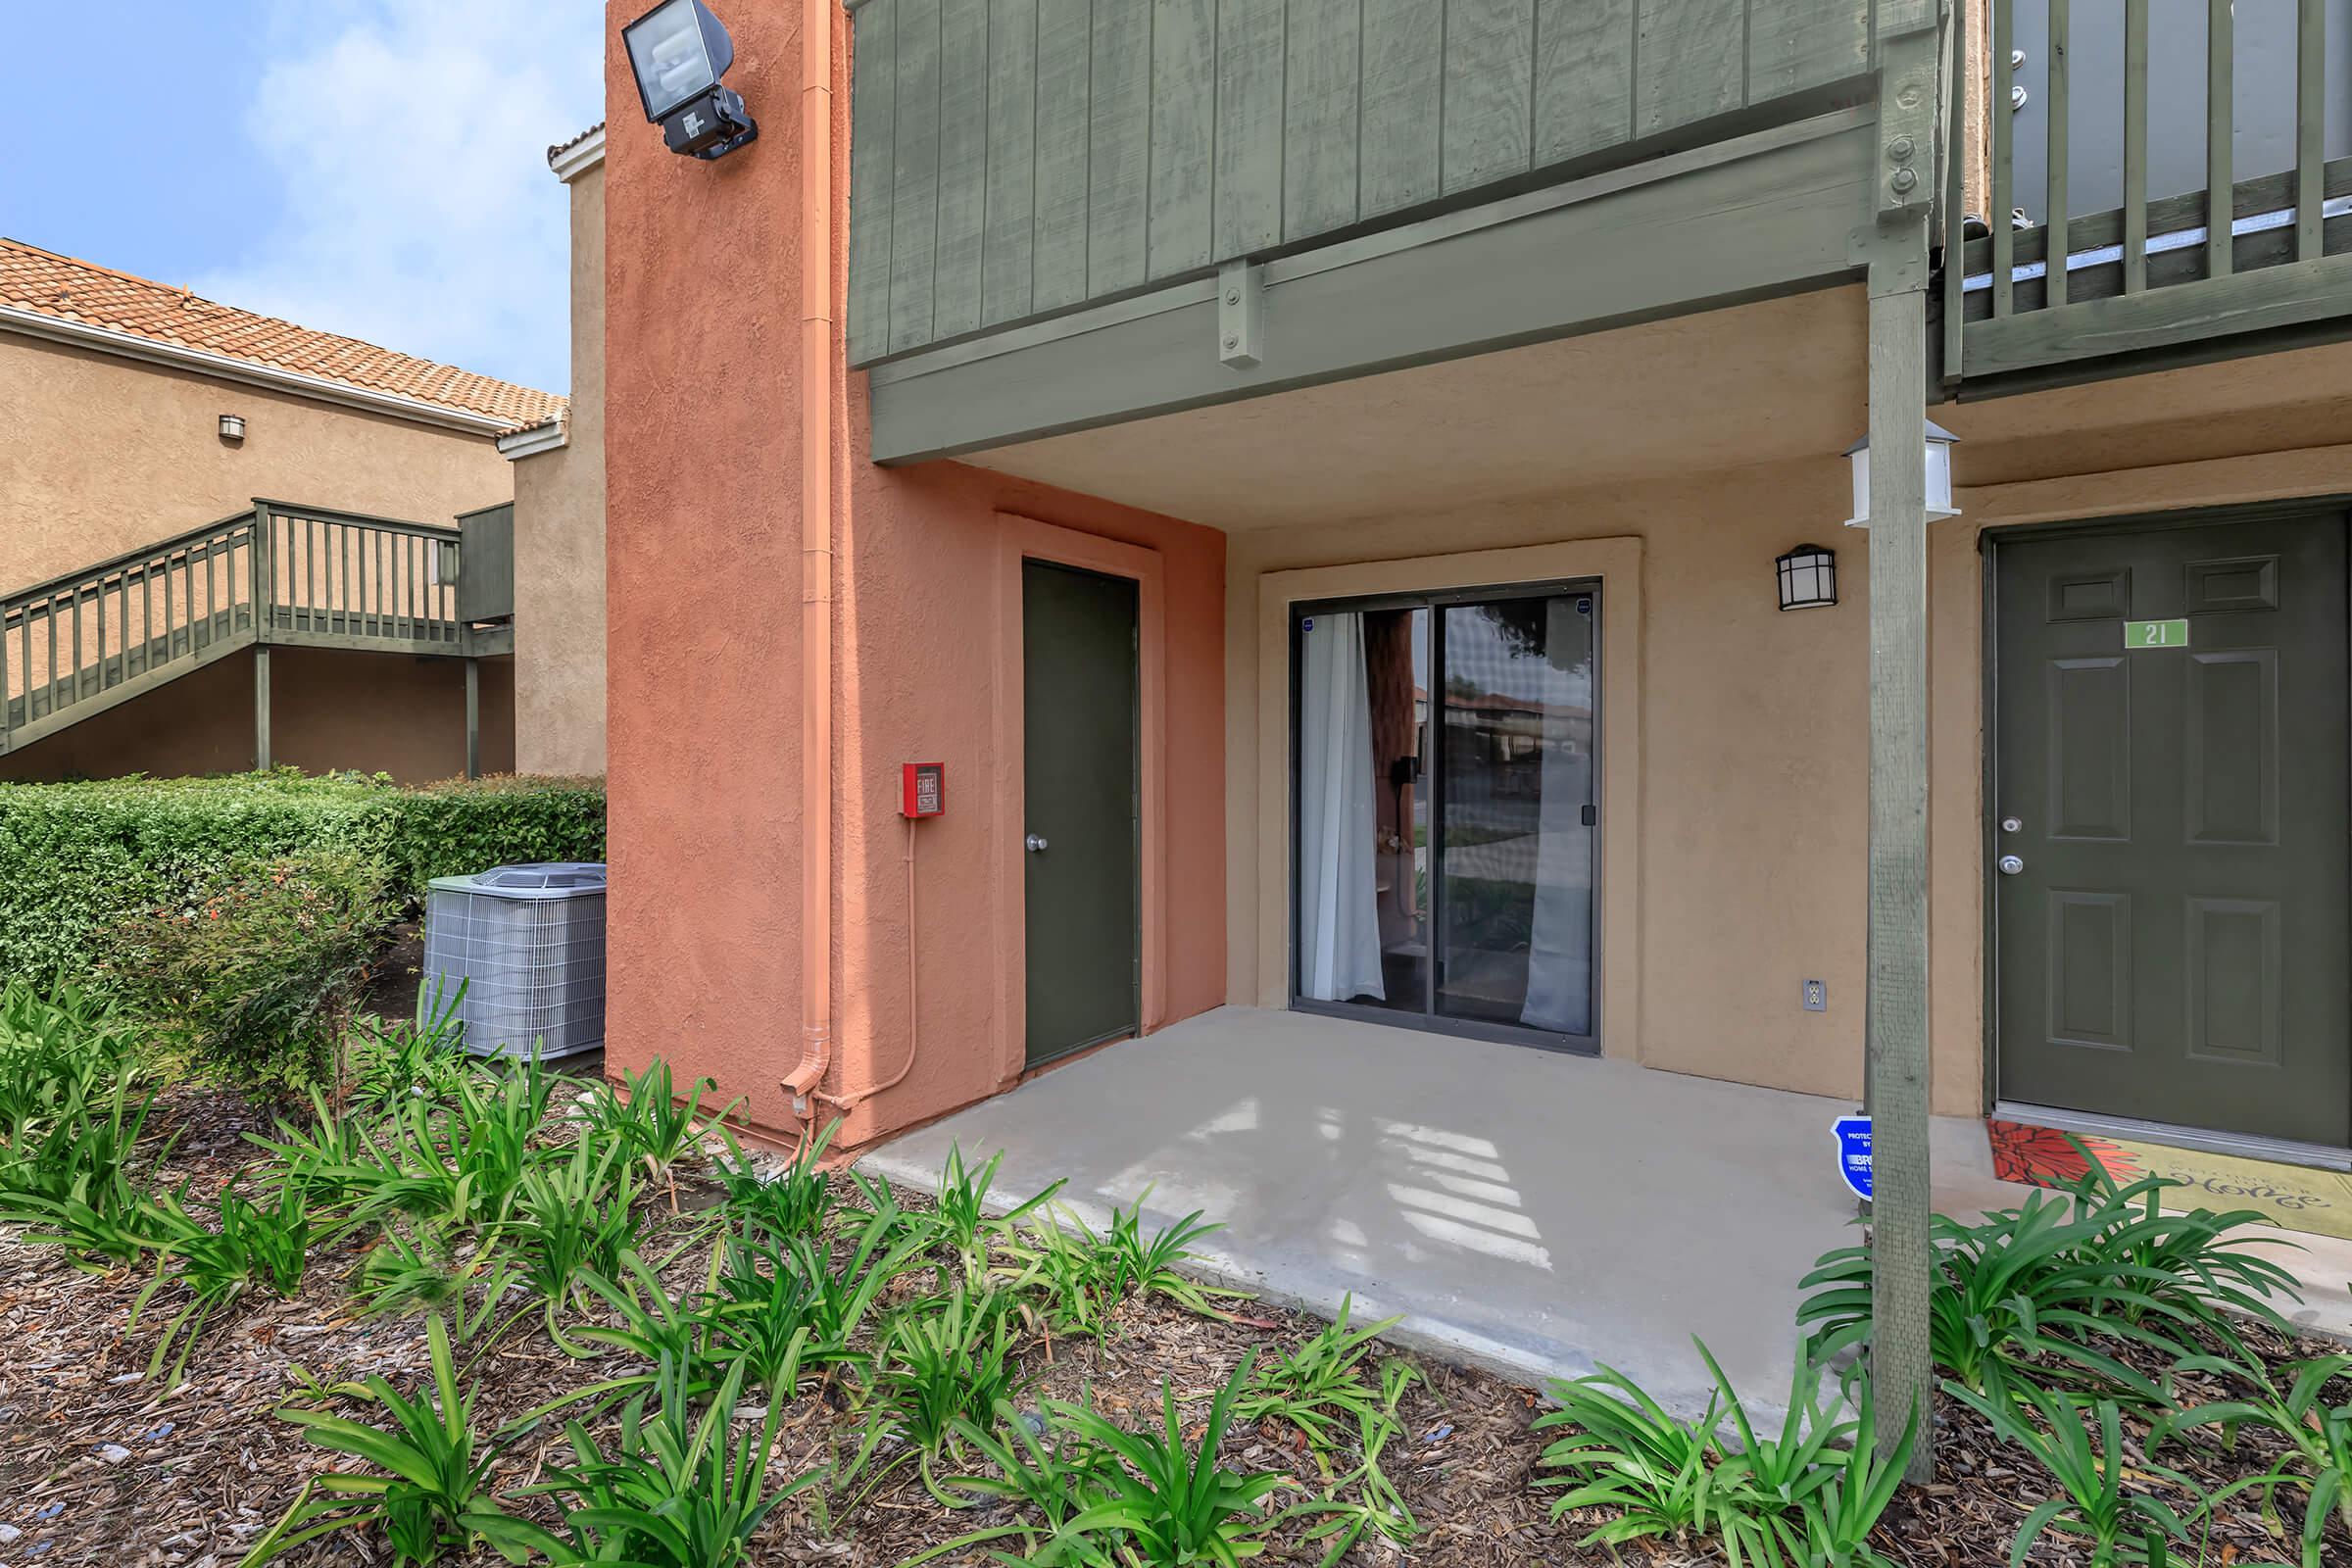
[0, 770, 605, 987]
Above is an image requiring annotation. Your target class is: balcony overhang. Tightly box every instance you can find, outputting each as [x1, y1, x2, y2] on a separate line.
[864, 109, 1881, 467]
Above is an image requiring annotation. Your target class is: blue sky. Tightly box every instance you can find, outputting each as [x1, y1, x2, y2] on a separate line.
[1, 2, 606, 394]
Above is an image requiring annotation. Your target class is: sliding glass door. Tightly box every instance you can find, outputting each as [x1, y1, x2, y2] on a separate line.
[1291, 581, 1599, 1052]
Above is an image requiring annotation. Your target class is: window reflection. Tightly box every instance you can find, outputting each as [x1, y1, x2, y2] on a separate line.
[1296, 588, 1596, 1043]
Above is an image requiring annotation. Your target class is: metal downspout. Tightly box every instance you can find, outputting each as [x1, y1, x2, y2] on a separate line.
[783, 0, 836, 1134]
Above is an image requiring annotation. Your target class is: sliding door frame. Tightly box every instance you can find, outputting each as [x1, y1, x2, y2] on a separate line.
[1287, 575, 1603, 1055]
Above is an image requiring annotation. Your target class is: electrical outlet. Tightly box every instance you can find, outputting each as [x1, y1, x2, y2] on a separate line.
[1802, 979, 1828, 1012]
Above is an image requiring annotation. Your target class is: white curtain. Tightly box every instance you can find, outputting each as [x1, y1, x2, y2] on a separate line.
[1298, 612, 1386, 1003]
[1522, 598, 1594, 1034]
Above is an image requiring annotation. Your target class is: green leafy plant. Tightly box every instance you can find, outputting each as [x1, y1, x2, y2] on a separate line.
[1102, 1192, 1248, 1317]
[496, 1131, 640, 1340]
[903, 1409, 1129, 1565]
[0, 979, 144, 1145]
[1532, 1361, 1745, 1557]
[1040, 1353, 1297, 1566]
[2052, 1155, 2303, 1340]
[1949, 1379, 2199, 1567]
[1232, 1294, 1414, 1457]
[1004, 1205, 1124, 1344]
[527, 1352, 816, 1568]
[561, 1248, 729, 1403]
[352, 1223, 480, 1321]
[1788, 1377, 1916, 1568]
[778, 1207, 932, 1382]
[342, 1061, 551, 1234]
[704, 1232, 824, 1396]
[1799, 1192, 2204, 1405]
[348, 979, 476, 1111]
[931, 1145, 1063, 1280]
[865, 1288, 1038, 1469]
[248, 1089, 382, 1215]
[241, 1314, 564, 1566]
[713, 1116, 839, 1242]
[101, 847, 394, 1092]
[1529, 1346, 1915, 1568]
[132, 1182, 312, 1383]
[2153, 1348, 2352, 1566]
[1, 1073, 175, 1267]
[581, 1057, 733, 1184]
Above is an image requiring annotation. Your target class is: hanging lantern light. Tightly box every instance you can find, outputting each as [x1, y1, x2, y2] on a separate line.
[1843, 421, 1960, 528]
[1777, 543, 1838, 611]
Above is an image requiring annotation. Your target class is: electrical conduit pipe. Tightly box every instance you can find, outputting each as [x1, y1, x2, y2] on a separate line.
[781, 0, 835, 1144]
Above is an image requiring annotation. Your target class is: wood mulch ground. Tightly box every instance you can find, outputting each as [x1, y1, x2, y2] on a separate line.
[0, 1080, 2345, 1568]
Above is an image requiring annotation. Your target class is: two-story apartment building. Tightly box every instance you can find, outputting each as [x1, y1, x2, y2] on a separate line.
[0, 240, 568, 781]
[600, 0, 2352, 1280]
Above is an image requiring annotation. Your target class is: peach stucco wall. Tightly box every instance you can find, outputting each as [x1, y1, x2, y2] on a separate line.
[601, 2, 1225, 1149]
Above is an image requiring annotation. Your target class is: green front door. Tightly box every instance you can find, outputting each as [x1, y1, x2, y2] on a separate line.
[1022, 560, 1140, 1069]
[1994, 511, 2352, 1149]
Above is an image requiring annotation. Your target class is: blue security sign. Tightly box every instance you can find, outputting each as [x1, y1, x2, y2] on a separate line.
[1834, 1115, 1873, 1201]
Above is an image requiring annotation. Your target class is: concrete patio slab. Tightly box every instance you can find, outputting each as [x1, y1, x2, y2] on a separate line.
[858, 1006, 2352, 1416]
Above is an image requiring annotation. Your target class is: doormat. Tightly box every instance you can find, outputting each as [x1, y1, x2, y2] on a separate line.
[1986, 1118, 2352, 1243]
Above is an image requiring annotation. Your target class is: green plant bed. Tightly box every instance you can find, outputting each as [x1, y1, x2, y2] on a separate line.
[3, 1006, 2347, 1568]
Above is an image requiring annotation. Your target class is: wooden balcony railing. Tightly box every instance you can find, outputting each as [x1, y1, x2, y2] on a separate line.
[2, 502, 479, 755]
[1946, 0, 2352, 388]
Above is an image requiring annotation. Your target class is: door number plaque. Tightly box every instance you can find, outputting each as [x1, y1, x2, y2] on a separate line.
[2124, 618, 2189, 650]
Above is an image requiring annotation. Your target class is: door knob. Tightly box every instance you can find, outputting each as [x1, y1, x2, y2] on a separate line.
[1998, 854, 2025, 875]
[1025, 833, 1050, 853]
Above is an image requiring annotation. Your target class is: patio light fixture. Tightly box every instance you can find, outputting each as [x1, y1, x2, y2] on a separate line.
[1776, 543, 1837, 611]
[1841, 420, 1960, 528]
[623, 0, 758, 161]
[218, 413, 246, 442]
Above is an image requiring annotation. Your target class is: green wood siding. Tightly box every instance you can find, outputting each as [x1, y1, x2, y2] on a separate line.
[846, 0, 1873, 366]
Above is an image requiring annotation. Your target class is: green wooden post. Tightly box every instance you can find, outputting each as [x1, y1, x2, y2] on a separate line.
[1863, 214, 1936, 1485]
[465, 656, 480, 780]
[253, 643, 271, 772]
[1867, 0, 1944, 1488]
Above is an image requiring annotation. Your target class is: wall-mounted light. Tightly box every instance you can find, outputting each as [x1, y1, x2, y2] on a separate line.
[1777, 543, 1837, 611]
[218, 413, 246, 442]
[1842, 420, 1960, 528]
[623, 0, 757, 161]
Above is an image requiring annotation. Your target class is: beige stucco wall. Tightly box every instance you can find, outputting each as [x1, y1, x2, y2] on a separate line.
[0, 646, 514, 784]
[1228, 456, 1886, 1103]
[511, 160, 609, 776]
[0, 334, 514, 593]
[1225, 319, 2352, 1122]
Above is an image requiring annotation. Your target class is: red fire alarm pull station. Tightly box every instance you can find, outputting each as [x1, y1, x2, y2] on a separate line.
[901, 762, 946, 818]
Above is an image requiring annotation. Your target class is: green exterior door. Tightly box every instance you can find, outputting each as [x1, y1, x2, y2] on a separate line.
[1022, 560, 1140, 1069]
[1994, 512, 2352, 1148]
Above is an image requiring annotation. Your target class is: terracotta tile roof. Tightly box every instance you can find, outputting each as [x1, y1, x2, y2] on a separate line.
[549, 122, 606, 165]
[0, 237, 564, 428]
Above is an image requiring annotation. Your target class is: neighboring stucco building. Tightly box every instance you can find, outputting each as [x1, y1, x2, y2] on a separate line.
[0, 239, 563, 781]
[599, 0, 2352, 1202]
[501, 124, 611, 778]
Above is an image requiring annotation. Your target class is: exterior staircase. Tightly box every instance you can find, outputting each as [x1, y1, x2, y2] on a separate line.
[2, 500, 513, 760]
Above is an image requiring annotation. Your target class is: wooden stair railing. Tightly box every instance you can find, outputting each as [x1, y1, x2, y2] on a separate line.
[2, 501, 472, 756]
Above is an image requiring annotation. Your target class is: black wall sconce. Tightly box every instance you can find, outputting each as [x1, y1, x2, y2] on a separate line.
[624, 0, 758, 161]
[1777, 543, 1837, 611]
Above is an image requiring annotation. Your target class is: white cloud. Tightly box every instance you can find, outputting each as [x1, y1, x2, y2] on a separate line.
[192, 0, 605, 395]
